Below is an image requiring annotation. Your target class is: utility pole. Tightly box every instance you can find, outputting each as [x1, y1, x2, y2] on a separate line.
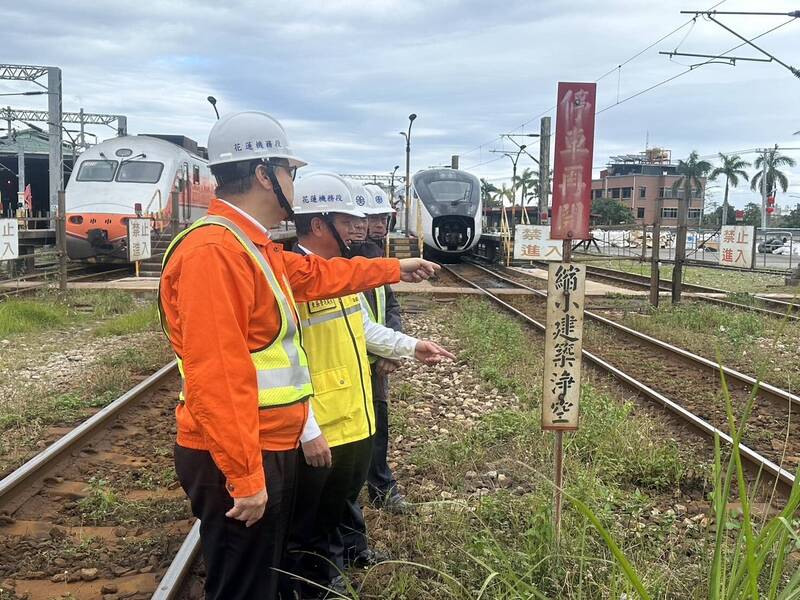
[539, 117, 551, 224]
[47, 67, 63, 217]
[671, 178, 689, 304]
[760, 147, 769, 229]
[650, 184, 663, 307]
[400, 113, 416, 236]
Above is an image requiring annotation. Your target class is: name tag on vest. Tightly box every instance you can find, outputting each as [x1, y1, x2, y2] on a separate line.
[307, 299, 339, 314]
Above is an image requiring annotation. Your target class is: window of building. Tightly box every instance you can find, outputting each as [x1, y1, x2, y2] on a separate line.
[662, 207, 678, 219]
[639, 186, 646, 198]
[611, 188, 621, 199]
[688, 208, 702, 219]
[621, 187, 632, 199]
[637, 207, 645, 219]
[593, 189, 603, 200]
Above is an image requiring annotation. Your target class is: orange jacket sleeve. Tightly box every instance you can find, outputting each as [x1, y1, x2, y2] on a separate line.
[284, 252, 401, 303]
[176, 242, 265, 498]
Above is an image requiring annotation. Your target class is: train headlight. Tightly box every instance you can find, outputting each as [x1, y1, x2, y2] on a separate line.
[69, 216, 84, 224]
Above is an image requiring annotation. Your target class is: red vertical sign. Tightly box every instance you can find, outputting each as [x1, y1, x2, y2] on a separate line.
[551, 82, 597, 240]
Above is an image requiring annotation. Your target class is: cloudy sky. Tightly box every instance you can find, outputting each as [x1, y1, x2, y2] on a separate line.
[3, 0, 799, 209]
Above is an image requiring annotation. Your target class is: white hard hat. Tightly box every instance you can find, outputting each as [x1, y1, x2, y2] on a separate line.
[207, 111, 307, 168]
[293, 172, 367, 218]
[342, 180, 374, 216]
[364, 184, 395, 215]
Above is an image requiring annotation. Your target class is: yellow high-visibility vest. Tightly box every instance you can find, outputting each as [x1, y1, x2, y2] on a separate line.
[159, 215, 314, 408]
[298, 294, 375, 447]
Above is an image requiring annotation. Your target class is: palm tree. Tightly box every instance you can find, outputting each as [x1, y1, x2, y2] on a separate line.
[750, 148, 796, 224]
[710, 153, 750, 227]
[512, 168, 538, 206]
[480, 178, 499, 206]
[671, 151, 712, 304]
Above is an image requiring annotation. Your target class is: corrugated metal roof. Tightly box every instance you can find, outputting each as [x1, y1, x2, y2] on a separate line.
[0, 129, 75, 157]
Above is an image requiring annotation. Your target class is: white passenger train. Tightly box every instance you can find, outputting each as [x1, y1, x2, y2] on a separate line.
[405, 168, 482, 255]
[65, 135, 214, 262]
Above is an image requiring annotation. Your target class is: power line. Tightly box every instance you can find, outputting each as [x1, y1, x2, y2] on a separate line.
[459, 0, 727, 159]
[595, 16, 797, 116]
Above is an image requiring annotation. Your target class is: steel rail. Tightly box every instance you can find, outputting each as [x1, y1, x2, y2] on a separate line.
[534, 261, 800, 321]
[0, 267, 131, 300]
[151, 521, 201, 600]
[465, 261, 800, 409]
[442, 264, 796, 489]
[0, 361, 178, 504]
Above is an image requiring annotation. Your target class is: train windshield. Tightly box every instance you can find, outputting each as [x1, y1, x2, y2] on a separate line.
[413, 169, 480, 218]
[116, 161, 164, 184]
[428, 181, 472, 203]
[76, 160, 118, 182]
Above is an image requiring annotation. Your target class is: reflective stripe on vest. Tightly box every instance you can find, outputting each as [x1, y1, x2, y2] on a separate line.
[363, 286, 386, 363]
[298, 294, 375, 447]
[158, 215, 313, 409]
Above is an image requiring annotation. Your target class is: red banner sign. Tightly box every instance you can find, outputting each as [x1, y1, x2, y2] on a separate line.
[550, 82, 597, 240]
[735, 210, 744, 222]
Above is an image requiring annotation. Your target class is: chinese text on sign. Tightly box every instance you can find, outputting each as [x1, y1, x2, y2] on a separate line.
[127, 218, 152, 262]
[718, 225, 754, 269]
[550, 82, 597, 240]
[542, 263, 586, 431]
[513, 225, 563, 261]
[0, 219, 19, 261]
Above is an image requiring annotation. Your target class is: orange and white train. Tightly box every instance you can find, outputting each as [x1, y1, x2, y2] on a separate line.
[66, 135, 214, 262]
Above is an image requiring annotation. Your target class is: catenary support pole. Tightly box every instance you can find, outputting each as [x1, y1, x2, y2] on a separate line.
[539, 117, 551, 224]
[47, 67, 63, 217]
[57, 190, 67, 291]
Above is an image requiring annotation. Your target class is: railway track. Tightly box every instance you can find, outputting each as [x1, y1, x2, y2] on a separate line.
[530, 261, 800, 321]
[0, 266, 131, 300]
[0, 362, 197, 600]
[444, 262, 798, 493]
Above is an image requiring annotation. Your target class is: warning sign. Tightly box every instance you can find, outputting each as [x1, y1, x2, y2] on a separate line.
[719, 225, 754, 269]
[127, 218, 152, 262]
[0, 219, 19, 261]
[513, 225, 563, 261]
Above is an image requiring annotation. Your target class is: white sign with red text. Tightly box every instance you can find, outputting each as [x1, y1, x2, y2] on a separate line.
[513, 225, 563, 261]
[719, 225, 754, 268]
[0, 219, 19, 261]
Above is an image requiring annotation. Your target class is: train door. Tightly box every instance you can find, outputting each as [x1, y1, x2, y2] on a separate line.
[181, 162, 192, 222]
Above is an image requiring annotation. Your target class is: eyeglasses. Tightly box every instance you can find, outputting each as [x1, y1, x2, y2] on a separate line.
[266, 160, 298, 181]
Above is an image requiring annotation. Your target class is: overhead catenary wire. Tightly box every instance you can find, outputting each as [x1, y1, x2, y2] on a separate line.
[595, 16, 797, 116]
[459, 0, 727, 159]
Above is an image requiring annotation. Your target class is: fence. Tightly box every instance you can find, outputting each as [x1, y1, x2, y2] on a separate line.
[576, 225, 799, 272]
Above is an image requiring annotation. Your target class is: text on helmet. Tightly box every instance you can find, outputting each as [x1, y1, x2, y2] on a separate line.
[234, 139, 283, 152]
[303, 194, 343, 204]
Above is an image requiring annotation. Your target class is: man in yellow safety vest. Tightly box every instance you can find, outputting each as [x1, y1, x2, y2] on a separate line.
[281, 172, 454, 597]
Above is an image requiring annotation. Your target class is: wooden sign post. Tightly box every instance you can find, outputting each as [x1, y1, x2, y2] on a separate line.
[543, 252, 585, 541]
[546, 81, 596, 542]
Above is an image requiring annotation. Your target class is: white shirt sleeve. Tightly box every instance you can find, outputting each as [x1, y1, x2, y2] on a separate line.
[300, 402, 322, 444]
[360, 294, 417, 359]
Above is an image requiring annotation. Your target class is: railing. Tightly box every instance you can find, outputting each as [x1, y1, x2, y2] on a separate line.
[574, 225, 799, 272]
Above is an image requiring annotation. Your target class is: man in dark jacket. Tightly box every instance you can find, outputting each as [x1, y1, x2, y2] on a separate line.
[352, 185, 409, 511]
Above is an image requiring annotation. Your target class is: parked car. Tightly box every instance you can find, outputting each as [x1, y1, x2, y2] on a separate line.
[758, 237, 787, 253]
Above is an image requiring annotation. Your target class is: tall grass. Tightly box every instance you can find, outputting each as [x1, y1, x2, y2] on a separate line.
[0, 299, 69, 336]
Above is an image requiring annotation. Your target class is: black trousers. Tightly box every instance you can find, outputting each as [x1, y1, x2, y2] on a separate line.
[174, 444, 298, 600]
[283, 436, 372, 594]
[366, 369, 398, 501]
